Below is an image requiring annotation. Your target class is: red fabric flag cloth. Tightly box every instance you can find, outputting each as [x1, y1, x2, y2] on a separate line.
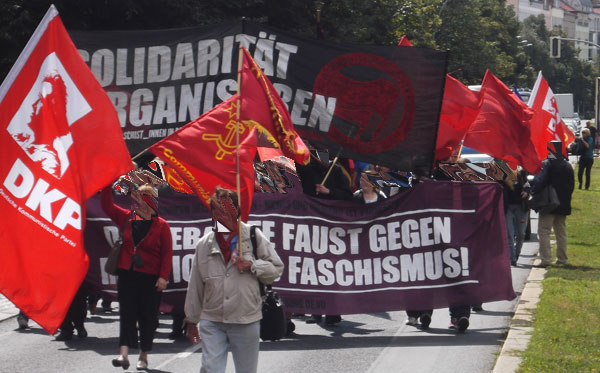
[149, 96, 257, 221]
[556, 121, 575, 151]
[398, 35, 414, 47]
[239, 47, 310, 165]
[463, 70, 541, 174]
[527, 71, 575, 158]
[435, 75, 482, 160]
[0, 6, 132, 334]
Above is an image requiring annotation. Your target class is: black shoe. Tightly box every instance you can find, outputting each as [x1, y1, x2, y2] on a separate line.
[306, 314, 322, 324]
[112, 356, 130, 370]
[285, 320, 296, 336]
[471, 304, 484, 312]
[324, 315, 342, 325]
[511, 260, 517, 266]
[419, 313, 431, 330]
[55, 331, 73, 341]
[168, 330, 184, 340]
[457, 317, 469, 332]
[76, 326, 88, 338]
[17, 315, 28, 330]
[101, 299, 112, 313]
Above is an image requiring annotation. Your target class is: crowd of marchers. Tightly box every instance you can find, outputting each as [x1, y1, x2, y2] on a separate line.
[15, 133, 595, 372]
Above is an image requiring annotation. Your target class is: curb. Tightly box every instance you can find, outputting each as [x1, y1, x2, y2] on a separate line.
[492, 263, 546, 373]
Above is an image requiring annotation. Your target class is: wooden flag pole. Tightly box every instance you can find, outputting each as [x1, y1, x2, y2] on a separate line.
[235, 46, 243, 257]
[456, 141, 464, 160]
[320, 156, 339, 186]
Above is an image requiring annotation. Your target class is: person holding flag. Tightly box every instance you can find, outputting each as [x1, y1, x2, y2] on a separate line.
[101, 181, 173, 371]
[185, 187, 284, 373]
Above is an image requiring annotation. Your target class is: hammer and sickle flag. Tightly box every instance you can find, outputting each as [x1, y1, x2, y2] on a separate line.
[0, 6, 132, 333]
[148, 96, 258, 221]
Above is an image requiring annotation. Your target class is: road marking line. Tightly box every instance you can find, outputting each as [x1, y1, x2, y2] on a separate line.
[154, 343, 202, 370]
[366, 322, 407, 373]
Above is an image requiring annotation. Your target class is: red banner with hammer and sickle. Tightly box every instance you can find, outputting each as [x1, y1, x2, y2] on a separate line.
[148, 96, 257, 220]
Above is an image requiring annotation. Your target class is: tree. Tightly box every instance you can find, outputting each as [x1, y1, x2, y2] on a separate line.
[435, 0, 525, 85]
[1, 0, 597, 117]
[522, 14, 597, 117]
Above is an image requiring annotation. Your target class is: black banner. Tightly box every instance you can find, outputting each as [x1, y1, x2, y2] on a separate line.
[71, 20, 447, 174]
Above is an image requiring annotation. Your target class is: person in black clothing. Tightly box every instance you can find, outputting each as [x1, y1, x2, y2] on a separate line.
[295, 150, 353, 201]
[295, 146, 353, 325]
[55, 283, 88, 341]
[531, 141, 575, 267]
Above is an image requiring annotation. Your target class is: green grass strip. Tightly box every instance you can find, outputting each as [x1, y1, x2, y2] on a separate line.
[520, 160, 600, 372]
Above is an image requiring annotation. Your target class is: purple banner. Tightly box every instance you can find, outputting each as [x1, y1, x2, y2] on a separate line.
[84, 179, 515, 315]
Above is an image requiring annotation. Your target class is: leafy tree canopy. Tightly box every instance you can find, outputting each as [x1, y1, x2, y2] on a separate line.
[0, 0, 597, 117]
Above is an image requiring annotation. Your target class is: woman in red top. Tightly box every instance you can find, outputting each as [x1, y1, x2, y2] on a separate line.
[101, 184, 172, 371]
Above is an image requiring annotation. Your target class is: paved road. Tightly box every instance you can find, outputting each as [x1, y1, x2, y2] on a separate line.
[0, 219, 541, 373]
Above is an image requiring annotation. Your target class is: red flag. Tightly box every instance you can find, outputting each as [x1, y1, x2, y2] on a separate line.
[463, 71, 541, 174]
[161, 163, 194, 194]
[435, 75, 482, 160]
[398, 35, 414, 47]
[0, 6, 132, 333]
[239, 47, 310, 165]
[527, 71, 575, 158]
[149, 96, 257, 220]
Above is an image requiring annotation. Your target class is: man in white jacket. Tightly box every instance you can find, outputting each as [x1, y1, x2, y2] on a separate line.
[185, 187, 284, 373]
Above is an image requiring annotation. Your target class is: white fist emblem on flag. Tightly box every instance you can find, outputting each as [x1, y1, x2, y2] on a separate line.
[6, 52, 91, 179]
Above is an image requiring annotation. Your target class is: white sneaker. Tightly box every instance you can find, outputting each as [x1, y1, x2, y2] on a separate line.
[405, 317, 418, 326]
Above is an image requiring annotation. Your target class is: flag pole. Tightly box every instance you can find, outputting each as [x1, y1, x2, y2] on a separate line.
[236, 46, 243, 258]
[456, 140, 464, 159]
[319, 156, 339, 186]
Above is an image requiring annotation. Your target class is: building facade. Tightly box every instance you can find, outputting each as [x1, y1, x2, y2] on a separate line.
[509, 0, 600, 61]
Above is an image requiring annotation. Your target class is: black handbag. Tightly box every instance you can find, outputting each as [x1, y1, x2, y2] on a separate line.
[528, 183, 559, 214]
[104, 221, 128, 276]
[250, 226, 287, 341]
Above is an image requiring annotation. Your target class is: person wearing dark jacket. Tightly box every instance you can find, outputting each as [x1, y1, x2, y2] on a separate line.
[296, 148, 352, 325]
[531, 143, 574, 267]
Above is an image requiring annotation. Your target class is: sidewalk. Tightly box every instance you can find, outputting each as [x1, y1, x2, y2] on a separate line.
[492, 209, 549, 372]
[493, 265, 546, 372]
[0, 293, 19, 322]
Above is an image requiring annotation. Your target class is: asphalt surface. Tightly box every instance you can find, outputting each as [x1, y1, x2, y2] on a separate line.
[0, 226, 540, 373]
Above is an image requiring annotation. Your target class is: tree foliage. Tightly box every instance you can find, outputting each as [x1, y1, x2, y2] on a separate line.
[0, 0, 597, 117]
[522, 14, 596, 117]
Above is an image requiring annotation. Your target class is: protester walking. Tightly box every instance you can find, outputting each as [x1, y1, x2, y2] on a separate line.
[101, 183, 173, 371]
[296, 146, 352, 325]
[55, 282, 89, 341]
[353, 172, 387, 203]
[532, 142, 575, 267]
[502, 167, 531, 266]
[185, 187, 284, 373]
[577, 128, 594, 190]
